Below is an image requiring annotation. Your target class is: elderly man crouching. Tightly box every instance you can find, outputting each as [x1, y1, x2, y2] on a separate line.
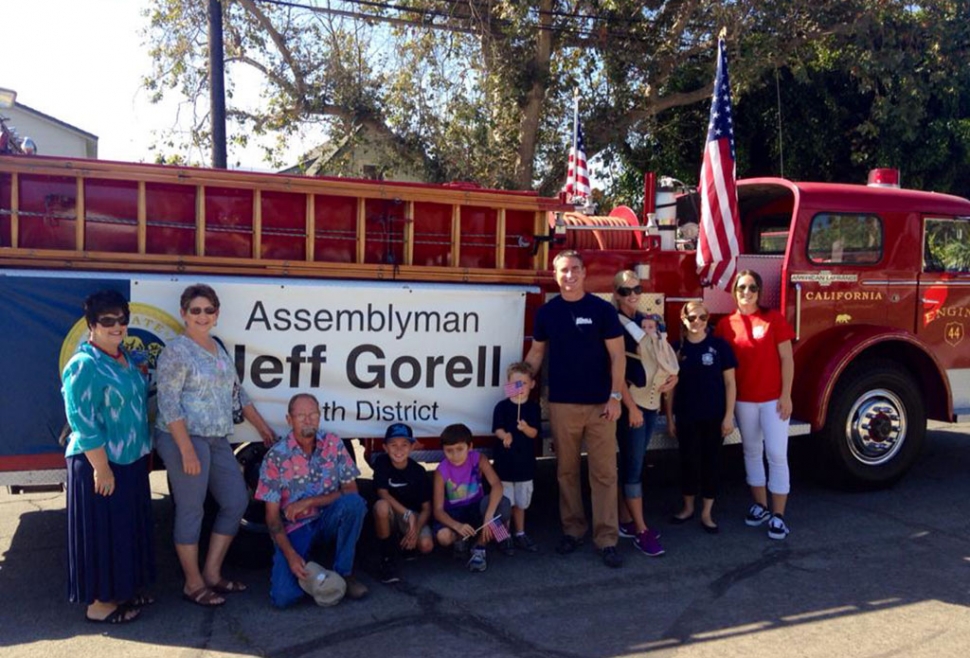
[255, 393, 368, 607]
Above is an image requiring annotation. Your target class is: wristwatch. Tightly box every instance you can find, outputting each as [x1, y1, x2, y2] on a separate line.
[610, 391, 622, 401]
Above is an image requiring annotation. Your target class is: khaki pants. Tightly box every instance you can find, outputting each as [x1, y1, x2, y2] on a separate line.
[549, 403, 619, 548]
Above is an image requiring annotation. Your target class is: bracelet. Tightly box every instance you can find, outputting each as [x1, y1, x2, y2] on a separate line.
[402, 509, 412, 522]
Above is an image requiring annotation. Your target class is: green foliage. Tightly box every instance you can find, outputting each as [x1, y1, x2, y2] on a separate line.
[142, 0, 970, 202]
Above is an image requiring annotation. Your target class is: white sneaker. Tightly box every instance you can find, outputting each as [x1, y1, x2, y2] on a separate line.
[767, 514, 790, 540]
[745, 503, 771, 527]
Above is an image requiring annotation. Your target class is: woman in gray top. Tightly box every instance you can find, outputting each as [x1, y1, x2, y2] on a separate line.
[155, 284, 275, 607]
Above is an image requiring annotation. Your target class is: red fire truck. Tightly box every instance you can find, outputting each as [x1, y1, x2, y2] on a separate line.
[1, 155, 967, 493]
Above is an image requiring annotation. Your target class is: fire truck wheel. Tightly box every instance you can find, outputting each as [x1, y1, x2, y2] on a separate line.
[225, 442, 273, 568]
[822, 360, 926, 488]
[234, 441, 269, 533]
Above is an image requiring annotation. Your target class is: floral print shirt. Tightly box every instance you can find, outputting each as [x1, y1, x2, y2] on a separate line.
[255, 430, 360, 533]
[154, 335, 251, 437]
[61, 342, 151, 464]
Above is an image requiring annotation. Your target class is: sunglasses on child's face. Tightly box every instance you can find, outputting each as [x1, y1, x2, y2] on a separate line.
[736, 284, 759, 293]
[97, 315, 129, 328]
[616, 285, 643, 297]
[188, 306, 218, 315]
[686, 314, 709, 323]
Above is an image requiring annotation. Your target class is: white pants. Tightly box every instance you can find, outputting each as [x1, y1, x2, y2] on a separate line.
[735, 400, 790, 495]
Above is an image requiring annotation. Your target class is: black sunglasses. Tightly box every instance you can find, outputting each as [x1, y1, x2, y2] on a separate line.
[616, 285, 643, 297]
[736, 284, 760, 293]
[188, 306, 218, 315]
[686, 314, 709, 323]
[97, 315, 130, 328]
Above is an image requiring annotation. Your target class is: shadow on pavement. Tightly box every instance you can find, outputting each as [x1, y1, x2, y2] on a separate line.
[2, 430, 970, 657]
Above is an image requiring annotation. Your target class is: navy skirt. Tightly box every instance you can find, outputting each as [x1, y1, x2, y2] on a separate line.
[66, 453, 156, 604]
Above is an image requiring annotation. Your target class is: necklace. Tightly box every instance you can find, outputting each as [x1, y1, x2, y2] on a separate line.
[90, 341, 125, 362]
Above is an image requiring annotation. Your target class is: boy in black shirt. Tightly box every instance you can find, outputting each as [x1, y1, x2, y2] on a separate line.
[492, 362, 541, 553]
[372, 423, 433, 584]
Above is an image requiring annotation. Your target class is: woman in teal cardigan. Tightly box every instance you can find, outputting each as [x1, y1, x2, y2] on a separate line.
[62, 289, 154, 624]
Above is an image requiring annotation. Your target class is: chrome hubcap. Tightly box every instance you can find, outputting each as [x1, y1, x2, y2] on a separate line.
[844, 389, 907, 466]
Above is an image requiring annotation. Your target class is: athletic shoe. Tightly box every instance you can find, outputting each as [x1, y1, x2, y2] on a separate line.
[378, 558, 399, 584]
[767, 514, 790, 540]
[344, 576, 369, 600]
[499, 538, 516, 556]
[555, 534, 584, 555]
[619, 522, 661, 541]
[618, 521, 637, 538]
[633, 529, 665, 557]
[599, 545, 624, 568]
[745, 503, 771, 527]
[467, 547, 487, 572]
[514, 533, 539, 553]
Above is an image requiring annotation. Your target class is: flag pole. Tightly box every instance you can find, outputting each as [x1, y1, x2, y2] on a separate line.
[565, 89, 580, 200]
[572, 88, 580, 159]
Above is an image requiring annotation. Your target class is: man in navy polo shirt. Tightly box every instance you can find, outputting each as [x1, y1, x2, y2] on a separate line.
[524, 250, 626, 568]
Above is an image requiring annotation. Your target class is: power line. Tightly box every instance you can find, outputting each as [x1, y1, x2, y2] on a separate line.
[252, 0, 661, 42]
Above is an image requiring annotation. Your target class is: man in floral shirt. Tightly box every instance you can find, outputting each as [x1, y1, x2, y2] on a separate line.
[256, 393, 368, 607]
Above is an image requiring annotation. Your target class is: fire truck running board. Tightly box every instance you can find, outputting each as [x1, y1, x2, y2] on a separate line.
[789, 421, 812, 436]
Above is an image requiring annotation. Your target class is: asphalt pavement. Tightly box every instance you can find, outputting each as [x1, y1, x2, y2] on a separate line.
[2, 423, 970, 658]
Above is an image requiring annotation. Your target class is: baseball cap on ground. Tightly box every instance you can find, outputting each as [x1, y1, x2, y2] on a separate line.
[384, 422, 415, 443]
[298, 561, 346, 607]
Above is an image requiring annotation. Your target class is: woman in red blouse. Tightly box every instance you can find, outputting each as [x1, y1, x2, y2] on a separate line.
[715, 270, 795, 540]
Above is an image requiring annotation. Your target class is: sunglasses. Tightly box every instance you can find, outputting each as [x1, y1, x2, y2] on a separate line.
[616, 285, 643, 297]
[735, 284, 760, 293]
[187, 306, 218, 315]
[97, 315, 130, 328]
[686, 314, 709, 323]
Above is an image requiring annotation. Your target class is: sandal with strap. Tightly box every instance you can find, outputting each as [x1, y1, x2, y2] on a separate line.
[182, 587, 225, 607]
[86, 604, 141, 624]
[207, 579, 247, 594]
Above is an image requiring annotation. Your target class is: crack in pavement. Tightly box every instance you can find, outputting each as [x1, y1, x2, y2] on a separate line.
[267, 580, 579, 658]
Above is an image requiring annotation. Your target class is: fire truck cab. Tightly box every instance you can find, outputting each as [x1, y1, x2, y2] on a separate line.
[734, 173, 970, 485]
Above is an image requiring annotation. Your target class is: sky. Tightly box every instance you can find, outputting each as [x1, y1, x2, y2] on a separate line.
[1, 0, 304, 170]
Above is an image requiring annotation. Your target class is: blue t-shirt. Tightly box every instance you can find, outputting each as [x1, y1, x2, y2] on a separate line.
[671, 334, 737, 421]
[491, 398, 541, 482]
[533, 293, 624, 404]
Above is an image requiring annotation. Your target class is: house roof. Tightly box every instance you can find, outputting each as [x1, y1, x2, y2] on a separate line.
[13, 102, 98, 141]
[280, 125, 359, 175]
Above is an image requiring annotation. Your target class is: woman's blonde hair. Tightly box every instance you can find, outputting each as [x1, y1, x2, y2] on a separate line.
[611, 269, 639, 309]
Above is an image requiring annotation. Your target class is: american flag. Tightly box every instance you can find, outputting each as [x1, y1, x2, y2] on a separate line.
[504, 380, 524, 398]
[696, 38, 741, 290]
[565, 118, 591, 203]
[485, 515, 510, 543]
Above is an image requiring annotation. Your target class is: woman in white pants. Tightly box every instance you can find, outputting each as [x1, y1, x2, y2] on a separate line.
[715, 270, 795, 540]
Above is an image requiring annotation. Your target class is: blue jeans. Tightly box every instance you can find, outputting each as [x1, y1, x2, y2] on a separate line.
[616, 405, 657, 500]
[270, 493, 366, 608]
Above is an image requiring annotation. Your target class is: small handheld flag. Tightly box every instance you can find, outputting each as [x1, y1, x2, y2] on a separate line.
[504, 380, 525, 399]
[484, 515, 510, 543]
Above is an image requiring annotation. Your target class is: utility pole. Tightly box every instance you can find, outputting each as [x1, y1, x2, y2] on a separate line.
[209, 0, 227, 168]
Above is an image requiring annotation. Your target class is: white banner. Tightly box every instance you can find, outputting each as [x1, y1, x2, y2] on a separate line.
[132, 277, 529, 441]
